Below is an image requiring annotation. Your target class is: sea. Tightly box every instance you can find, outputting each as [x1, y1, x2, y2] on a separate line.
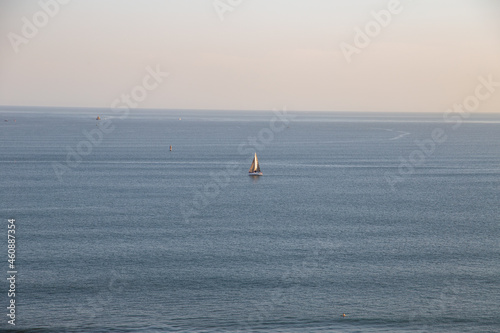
[0, 109, 499, 333]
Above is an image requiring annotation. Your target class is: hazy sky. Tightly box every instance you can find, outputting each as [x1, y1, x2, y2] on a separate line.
[1, 0, 499, 112]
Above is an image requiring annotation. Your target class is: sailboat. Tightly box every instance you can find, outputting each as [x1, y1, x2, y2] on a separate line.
[248, 153, 263, 176]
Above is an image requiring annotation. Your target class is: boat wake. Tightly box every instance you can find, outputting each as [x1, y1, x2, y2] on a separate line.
[389, 131, 410, 140]
[371, 127, 410, 141]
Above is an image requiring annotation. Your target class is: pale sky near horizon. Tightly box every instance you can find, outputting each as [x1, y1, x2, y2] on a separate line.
[0, 0, 499, 112]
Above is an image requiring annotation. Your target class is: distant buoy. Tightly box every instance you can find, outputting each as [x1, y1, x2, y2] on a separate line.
[342, 313, 347, 318]
[169, 145, 172, 151]
[178, 117, 181, 120]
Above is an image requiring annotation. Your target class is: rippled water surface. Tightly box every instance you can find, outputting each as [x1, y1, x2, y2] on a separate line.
[1, 110, 499, 332]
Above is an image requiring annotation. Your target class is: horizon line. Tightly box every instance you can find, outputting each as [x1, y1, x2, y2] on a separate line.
[1, 105, 499, 114]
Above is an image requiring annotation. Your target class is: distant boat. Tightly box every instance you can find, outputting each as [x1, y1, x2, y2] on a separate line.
[96, 116, 101, 120]
[169, 145, 172, 151]
[248, 153, 263, 176]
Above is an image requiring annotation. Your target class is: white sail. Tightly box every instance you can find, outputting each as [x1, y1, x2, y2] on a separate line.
[253, 153, 260, 172]
[249, 157, 256, 172]
[249, 153, 262, 174]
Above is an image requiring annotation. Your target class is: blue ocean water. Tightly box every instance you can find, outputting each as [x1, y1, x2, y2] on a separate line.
[0, 109, 499, 332]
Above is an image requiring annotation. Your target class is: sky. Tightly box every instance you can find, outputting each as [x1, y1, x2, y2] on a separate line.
[0, 0, 499, 112]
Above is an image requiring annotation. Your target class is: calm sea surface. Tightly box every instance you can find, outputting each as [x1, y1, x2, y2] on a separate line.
[1, 110, 499, 332]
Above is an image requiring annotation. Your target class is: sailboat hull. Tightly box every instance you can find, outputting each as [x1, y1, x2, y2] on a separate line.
[248, 172, 263, 176]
